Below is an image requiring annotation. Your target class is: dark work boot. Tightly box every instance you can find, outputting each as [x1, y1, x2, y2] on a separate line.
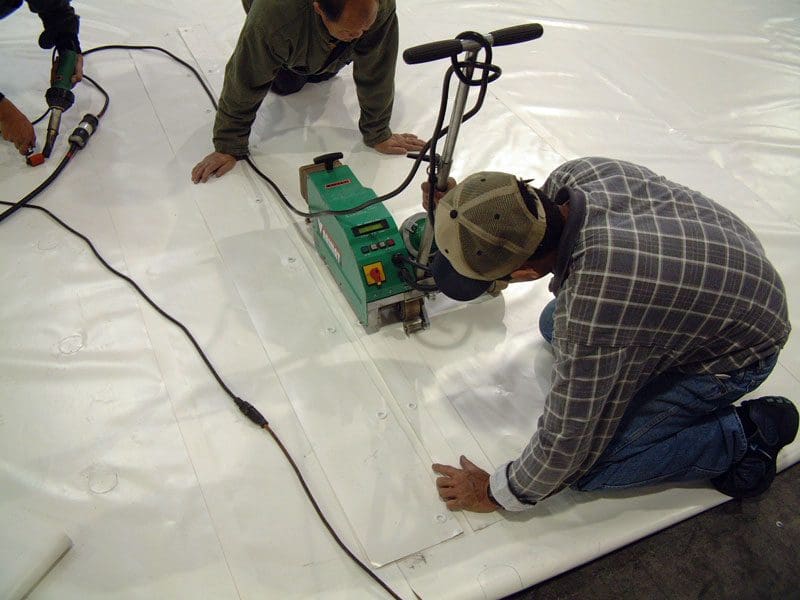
[712, 396, 798, 498]
[271, 68, 309, 96]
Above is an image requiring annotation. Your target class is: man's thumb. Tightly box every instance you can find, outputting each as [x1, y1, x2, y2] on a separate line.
[460, 455, 478, 471]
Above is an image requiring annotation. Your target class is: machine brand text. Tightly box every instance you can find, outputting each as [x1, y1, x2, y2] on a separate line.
[318, 221, 342, 264]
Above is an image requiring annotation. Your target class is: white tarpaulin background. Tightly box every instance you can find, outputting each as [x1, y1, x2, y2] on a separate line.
[1, 1, 798, 598]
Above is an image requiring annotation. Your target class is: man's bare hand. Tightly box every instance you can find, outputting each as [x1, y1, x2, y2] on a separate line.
[432, 456, 499, 513]
[51, 53, 84, 86]
[192, 152, 237, 183]
[0, 97, 36, 154]
[421, 177, 456, 211]
[72, 53, 84, 85]
[374, 132, 425, 155]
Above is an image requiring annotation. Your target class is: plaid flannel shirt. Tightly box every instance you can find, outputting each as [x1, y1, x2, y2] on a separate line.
[490, 157, 791, 511]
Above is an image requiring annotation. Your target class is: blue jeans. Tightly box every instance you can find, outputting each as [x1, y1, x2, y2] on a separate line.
[538, 298, 779, 491]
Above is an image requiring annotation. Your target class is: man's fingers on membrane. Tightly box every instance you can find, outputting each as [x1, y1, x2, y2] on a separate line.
[438, 486, 459, 502]
[436, 476, 455, 489]
[194, 166, 213, 183]
[432, 463, 458, 476]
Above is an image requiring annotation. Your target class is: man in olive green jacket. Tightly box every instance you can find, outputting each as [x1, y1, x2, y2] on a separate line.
[192, 0, 424, 183]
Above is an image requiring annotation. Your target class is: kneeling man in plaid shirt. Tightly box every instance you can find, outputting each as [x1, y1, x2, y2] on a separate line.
[429, 157, 796, 512]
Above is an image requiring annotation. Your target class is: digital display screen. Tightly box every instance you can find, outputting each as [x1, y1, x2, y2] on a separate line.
[352, 220, 389, 237]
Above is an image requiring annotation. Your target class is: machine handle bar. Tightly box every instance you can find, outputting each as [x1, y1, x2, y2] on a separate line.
[489, 23, 544, 47]
[402, 23, 543, 64]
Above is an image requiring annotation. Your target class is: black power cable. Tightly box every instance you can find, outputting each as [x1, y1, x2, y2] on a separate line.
[0, 75, 107, 224]
[83, 43, 500, 219]
[31, 107, 50, 125]
[3, 46, 410, 600]
[1, 148, 74, 223]
[1, 38, 505, 599]
[0, 197, 403, 599]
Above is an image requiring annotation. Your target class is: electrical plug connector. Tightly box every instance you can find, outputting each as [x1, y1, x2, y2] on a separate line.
[68, 114, 99, 149]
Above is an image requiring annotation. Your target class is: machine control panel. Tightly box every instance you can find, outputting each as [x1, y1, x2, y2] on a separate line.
[360, 238, 395, 254]
[304, 161, 425, 328]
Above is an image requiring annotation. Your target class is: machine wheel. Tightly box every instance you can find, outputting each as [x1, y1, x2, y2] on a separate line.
[400, 299, 427, 334]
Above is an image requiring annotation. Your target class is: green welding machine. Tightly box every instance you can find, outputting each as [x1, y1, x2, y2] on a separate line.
[299, 153, 431, 334]
[297, 23, 545, 334]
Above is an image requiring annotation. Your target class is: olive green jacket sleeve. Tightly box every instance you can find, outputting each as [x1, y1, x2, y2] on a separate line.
[212, 12, 285, 158]
[352, 2, 397, 147]
[0, 0, 81, 51]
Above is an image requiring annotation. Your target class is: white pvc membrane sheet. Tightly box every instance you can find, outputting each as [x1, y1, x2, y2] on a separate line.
[1, 1, 799, 598]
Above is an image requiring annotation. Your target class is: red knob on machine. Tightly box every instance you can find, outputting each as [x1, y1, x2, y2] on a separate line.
[370, 267, 384, 284]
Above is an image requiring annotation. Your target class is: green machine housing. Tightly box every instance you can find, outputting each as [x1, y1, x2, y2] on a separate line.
[299, 154, 428, 333]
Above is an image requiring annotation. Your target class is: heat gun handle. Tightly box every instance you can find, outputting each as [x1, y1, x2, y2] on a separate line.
[52, 50, 78, 90]
[488, 23, 543, 47]
[402, 23, 543, 64]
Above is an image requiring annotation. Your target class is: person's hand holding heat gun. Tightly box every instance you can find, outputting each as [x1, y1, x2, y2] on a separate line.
[0, 96, 36, 155]
[51, 52, 84, 86]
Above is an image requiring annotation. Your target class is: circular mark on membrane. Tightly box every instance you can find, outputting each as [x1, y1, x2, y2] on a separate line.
[58, 332, 86, 355]
[84, 464, 118, 494]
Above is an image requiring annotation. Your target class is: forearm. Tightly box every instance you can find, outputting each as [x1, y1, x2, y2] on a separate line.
[213, 89, 268, 158]
[26, 0, 81, 51]
[212, 17, 281, 156]
[352, 7, 397, 146]
[491, 429, 584, 510]
[493, 342, 648, 510]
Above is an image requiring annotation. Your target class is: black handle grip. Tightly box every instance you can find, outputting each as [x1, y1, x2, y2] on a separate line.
[313, 152, 344, 171]
[403, 39, 465, 65]
[488, 23, 543, 47]
[403, 23, 543, 65]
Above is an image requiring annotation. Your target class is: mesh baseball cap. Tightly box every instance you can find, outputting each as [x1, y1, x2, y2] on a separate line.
[431, 172, 547, 301]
